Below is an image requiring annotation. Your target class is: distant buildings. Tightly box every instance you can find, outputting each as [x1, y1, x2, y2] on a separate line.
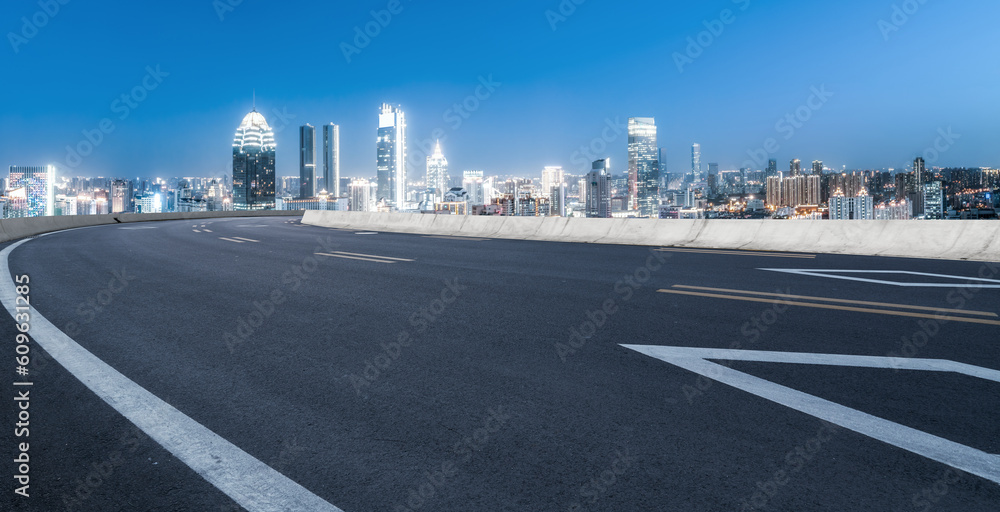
[790, 159, 802, 177]
[323, 123, 340, 196]
[766, 173, 820, 208]
[812, 160, 823, 175]
[829, 188, 874, 220]
[586, 158, 612, 218]
[627, 118, 659, 217]
[377, 103, 407, 209]
[463, 170, 486, 206]
[766, 159, 778, 178]
[924, 181, 944, 219]
[7, 165, 54, 217]
[541, 166, 566, 217]
[232, 109, 276, 210]
[110, 179, 134, 213]
[350, 178, 372, 212]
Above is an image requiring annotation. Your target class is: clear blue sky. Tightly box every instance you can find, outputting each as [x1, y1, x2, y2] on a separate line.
[2, 0, 998, 180]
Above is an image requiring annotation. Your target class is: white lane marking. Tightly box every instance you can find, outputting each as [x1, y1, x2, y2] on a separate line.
[315, 252, 396, 264]
[193, 229, 202, 233]
[354, 232, 378, 235]
[328, 251, 413, 262]
[761, 269, 1000, 288]
[623, 345, 1000, 485]
[0, 238, 344, 511]
[231, 237, 260, 243]
[219, 237, 246, 244]
[203, 229, 213, 233]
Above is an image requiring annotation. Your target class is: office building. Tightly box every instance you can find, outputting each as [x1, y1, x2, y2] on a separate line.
[110, 179, 134, 213]
[914, 157, 927, 186]
[323, 124, 340, 196]
[7, 165, 55, 217]
[766, 159, 778, 177]
[586, 159, 612, 218]
[377, 103, 407, 209]
[691, 143, 702, 181]
[628, 118, 659, 217]
[812, 160, 823, 175]
[790, 159, 802, 177]
[299, 124, 316, 199]
[426, 141, 449, 202]
[350, 178, 372, 212]
[924, 181, 944, 219]
[232, 108, 276, 210]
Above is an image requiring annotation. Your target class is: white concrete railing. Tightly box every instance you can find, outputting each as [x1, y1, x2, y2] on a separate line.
[302, 210, 1000, 262]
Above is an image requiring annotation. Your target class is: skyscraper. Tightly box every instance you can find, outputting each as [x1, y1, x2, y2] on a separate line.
[541, 166, 566, 217]
[323, 124, 340, 197]
[586, 158, 612, 218]
[299, 124, 316, 199]
[812, 160, 823, 176]
[426, 141, 449, 202]
[691, 143, 702, 181]
[110, 179, 134, 213]
[463, 170, 485, 206]
[350, 179, 372, 212]
[377, 103, 407, 209]
[628, 118, 659, 217]
[232, 108, 276, 211]
[7, 165, 55, 217]
[767, 159, 778, 177]
[914, 157, 926, 185]
[790, 159, 802, 177]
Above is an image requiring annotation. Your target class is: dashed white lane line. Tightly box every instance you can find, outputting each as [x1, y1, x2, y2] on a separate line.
[231, 237, 260, 243]
[203, 229, 213, 233]
[219, 237, 246, 244]
[0, 237, 344, 512]
[193, 229, 202, 233]
[623, 345, 1000, 486]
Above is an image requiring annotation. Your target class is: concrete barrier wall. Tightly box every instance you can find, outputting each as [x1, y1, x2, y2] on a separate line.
[302, 211, 1000, 262]
[0, 210, 302, 244]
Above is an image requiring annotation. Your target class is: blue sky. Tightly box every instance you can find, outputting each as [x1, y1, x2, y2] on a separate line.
[2, 0, 998, 180]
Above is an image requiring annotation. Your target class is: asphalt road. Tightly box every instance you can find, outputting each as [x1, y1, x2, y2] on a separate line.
[3, 216, 1000, 511]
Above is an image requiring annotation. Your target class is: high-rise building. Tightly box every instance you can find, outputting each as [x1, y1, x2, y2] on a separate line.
[829, 188, 874, 220]
[323, 124, 340, 197]
[541, 166, 566, 217]
[790, 159, 802, 177]
[377, 103, 407, 209]
[812, 160, 823, 175]
[426, 141, 449, 202]
[299, 124, 316, 199]
[7, 165, 55, 217]
[586, 158, 612, 218]
[628, 118, 659, 217]
[914, 157, 927, 185]
[708, 163, 719, 176]
[232, 108, 276, 210]
[349, 179, 372, 212]
[766, 174, 783, 208]
[691, 143, 702, 181]
[463, 170, 485, 206]
[923, 181, 944, 219]
[110, 179, 134, 213]
[767, 159, 778, 177]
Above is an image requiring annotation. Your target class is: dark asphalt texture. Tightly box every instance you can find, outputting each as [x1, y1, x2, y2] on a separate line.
[3, 216, 999, 511]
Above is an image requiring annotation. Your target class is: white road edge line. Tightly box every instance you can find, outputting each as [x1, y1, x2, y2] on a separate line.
[0, 237, 344, 512]
[622, 345, 1000, 486]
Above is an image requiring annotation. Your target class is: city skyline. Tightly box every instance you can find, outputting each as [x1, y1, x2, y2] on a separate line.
[3, 1, 1000, 179]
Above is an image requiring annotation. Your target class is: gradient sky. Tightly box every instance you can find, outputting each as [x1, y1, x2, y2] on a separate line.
[3, 0, 999, 181]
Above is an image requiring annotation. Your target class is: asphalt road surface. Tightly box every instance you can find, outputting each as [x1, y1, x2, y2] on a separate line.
[3, 216, 999, 511]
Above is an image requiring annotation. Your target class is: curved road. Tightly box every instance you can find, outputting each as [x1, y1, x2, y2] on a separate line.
[4, 216, 1000, 511]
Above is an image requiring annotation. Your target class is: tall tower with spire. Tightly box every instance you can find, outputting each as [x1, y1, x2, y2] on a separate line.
[426, 140, 449, 202]
[232, 99, 276, 210]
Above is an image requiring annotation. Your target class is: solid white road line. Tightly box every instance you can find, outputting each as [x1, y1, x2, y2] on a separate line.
[761, 269, 1000, 288]
[623, 345, 1000, 485]
[0, 237, 344, 512]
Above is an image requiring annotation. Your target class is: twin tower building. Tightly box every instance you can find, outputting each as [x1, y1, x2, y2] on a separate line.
[231, 102, 404, 211]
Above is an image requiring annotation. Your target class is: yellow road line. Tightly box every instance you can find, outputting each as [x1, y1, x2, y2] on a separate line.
[219, 237, 245, 244]
[659, 290, 1000, 326]
[328, 251, 413, 262]
[671, 285, 999, 318]
[315, 252, 396, 264]
[656, 248, 816, 259]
